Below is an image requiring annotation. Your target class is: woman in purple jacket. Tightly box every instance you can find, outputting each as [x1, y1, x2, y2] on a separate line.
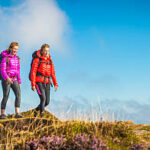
[0, 42, 23, 119]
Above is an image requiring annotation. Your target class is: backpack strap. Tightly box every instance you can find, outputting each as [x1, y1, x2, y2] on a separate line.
[38, 58, 42, 68]
[5, 57, 9, 65]
[17, 56, 20, 62]
[5, 57, 9, 74]
[49, 59, 51, 65]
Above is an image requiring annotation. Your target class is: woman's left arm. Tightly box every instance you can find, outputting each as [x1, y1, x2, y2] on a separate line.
[51, 60, 58, 87]
[17, 57, 21, 84]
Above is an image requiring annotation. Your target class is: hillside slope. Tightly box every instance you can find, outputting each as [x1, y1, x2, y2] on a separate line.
[0, 110, 149, 150]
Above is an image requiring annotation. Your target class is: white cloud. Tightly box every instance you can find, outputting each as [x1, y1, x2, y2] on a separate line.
[0, 0, 71, 54]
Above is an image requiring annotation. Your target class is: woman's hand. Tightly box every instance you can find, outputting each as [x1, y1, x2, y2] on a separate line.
[32, 86, 36, 91]
[54, 85, 58, 92]
[7, 77, 13, 84]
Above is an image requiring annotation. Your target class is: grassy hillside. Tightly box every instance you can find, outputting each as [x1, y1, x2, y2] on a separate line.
[0, 109, 149, 150]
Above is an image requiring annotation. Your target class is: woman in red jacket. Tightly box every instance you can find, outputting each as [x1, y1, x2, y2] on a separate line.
[31, 44, 58, 117]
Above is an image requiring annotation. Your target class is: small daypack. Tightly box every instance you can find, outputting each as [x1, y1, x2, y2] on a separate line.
[0, 54, 20, 80]
[29, 51, 53, 86]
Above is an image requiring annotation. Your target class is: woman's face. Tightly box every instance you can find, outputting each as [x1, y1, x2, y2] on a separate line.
[10, 46, 19, 56]
[42, 47, 49, 57]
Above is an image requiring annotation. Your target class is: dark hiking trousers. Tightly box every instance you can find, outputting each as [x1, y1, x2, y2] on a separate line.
[35, 82, 50, 113]
[1, 80, 21, 109]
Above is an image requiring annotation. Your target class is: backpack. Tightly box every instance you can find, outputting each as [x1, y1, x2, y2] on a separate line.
[29, 51, 53, 86]
[0, 54, 20, 80]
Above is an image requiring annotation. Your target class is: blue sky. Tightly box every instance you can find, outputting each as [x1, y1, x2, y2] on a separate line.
[0, 0, 150, 124]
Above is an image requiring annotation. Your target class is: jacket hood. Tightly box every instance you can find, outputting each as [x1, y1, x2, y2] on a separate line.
[36, 49, 51, 60]
[1, 50, 17, 58]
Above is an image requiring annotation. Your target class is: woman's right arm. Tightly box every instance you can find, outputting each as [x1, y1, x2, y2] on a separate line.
[31, 58, 39, 87]
[1, 57, 8, 81]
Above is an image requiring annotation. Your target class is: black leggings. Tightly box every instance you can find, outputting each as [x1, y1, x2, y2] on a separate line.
[35, 82, 50, 113]
[1, 80, 21, 109]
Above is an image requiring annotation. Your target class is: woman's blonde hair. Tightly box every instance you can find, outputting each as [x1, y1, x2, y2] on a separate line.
[8, 42, 19, 53]
[40, 44, 50, 56]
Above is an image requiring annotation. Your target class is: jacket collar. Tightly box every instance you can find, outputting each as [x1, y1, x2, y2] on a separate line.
[1, 50, 17, 58]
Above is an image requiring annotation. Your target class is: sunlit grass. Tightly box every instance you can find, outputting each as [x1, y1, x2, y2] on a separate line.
[0, 107, 149, 149]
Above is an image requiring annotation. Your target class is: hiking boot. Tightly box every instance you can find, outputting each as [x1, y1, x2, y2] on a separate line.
[0, 114, 7, 119]
[15, 113, 23, 118]
[34, 110, 38, 117]
[40, 112, 44, 118]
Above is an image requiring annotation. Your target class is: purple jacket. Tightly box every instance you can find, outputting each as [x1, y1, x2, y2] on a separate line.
[1, 50, 21, 84]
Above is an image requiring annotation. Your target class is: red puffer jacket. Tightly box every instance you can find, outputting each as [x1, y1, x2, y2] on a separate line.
[31, 50, 58, 87]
